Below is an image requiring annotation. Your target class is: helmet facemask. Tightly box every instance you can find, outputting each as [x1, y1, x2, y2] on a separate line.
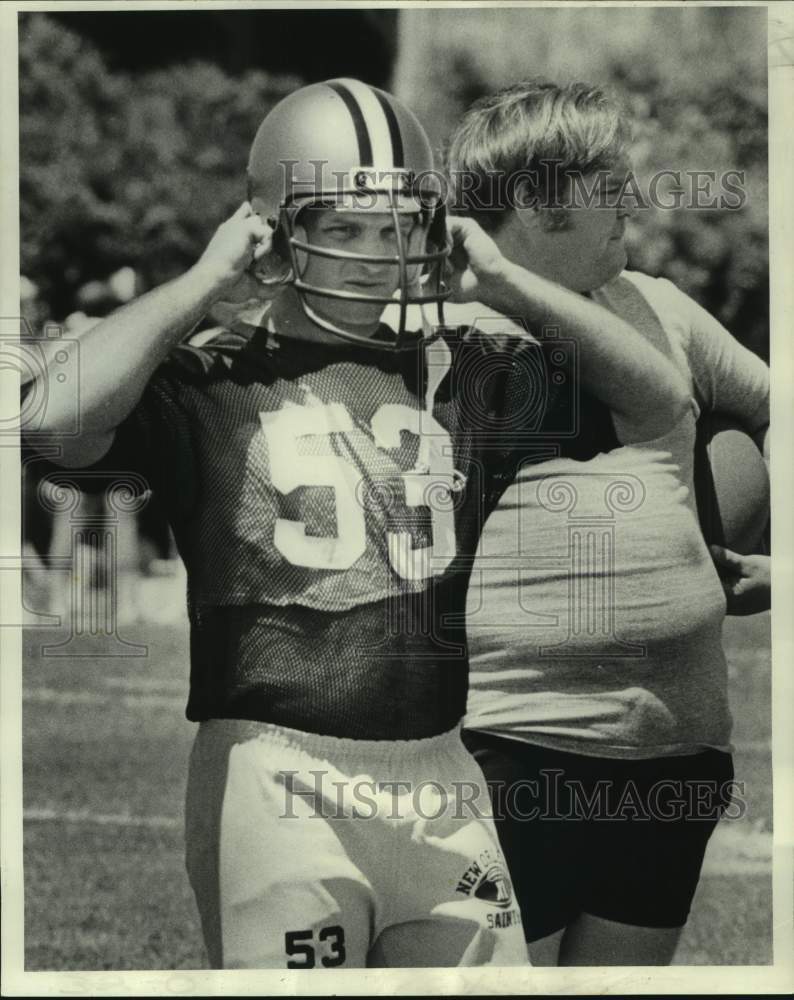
[266, 172, 449, 351]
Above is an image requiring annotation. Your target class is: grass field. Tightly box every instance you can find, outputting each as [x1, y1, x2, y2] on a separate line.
[21, 612, 772, 970]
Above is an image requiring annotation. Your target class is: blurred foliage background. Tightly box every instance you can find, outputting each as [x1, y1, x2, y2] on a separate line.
[19, 14, 300, 321]
[19, 8, 768, 359]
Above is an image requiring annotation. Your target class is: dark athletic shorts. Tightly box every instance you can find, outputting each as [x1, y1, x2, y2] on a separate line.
[462, 730, 736, 941]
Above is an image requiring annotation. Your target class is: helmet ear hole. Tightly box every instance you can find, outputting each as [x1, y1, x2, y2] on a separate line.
[428, 205, 449, 252]
[271, 225, 290, 261]
[250, 198, 289, 262]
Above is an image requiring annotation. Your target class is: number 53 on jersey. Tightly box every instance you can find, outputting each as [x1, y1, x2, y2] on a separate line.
[260, 400, 458, 581]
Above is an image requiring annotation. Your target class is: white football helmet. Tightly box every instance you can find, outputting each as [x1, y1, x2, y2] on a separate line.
[247, 78, 450, 349]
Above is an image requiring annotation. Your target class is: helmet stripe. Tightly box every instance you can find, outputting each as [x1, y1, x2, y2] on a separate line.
[328, 78, 397, 169]
[326, 80, 373, 166]
[340, 80, 396, 168]
[372, 89, 405, 168]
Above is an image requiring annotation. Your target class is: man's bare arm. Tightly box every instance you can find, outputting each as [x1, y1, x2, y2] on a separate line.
[29, 202, 271, 467]
[446, 216, 689, 440]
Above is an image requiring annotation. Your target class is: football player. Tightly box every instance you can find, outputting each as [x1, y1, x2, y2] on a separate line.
[447, 80, 770, 966]
[28, 79, 689, 969]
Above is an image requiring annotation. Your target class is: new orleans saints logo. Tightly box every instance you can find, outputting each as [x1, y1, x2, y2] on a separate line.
[474, 862, 513, 908]
[455, 848, 514, 909]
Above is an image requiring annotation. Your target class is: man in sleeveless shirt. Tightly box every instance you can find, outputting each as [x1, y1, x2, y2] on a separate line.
[447, 80, 770, 966]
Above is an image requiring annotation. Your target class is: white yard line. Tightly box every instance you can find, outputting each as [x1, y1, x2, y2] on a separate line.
[24, 807, 181, 830]
[731, 740, 773, 754]
[102, 676, 185, 693]
[701, 823, 773, 876]
[23, 687, 184, 708]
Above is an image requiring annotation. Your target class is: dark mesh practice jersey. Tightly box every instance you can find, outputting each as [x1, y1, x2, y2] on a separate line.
[92, 319, 608, 738]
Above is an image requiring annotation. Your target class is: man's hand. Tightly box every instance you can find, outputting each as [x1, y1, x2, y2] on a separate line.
[445, 216, 510, 304]
[192, 202, 275, 297]
[710, 545, 771, 616]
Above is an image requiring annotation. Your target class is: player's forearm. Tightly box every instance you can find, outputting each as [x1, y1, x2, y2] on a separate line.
[481, 261, 690, 432]
[36, 264, 223, 437]
[33, 202, 269, 444]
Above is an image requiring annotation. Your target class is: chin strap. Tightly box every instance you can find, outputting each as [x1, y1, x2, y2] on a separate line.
[299, 296, 366, 342]
[414, 307, 467, 494]
[420, 308, 450, 472]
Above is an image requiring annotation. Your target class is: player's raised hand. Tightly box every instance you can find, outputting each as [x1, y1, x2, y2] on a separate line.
[445, 216, 508, 304]
[709, 545, 771, 616]
[193, 202, 276, 296]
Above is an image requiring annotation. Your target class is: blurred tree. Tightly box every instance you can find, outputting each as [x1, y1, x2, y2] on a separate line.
[611, 53, 768, 361]
[20, 14, 300, 320]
